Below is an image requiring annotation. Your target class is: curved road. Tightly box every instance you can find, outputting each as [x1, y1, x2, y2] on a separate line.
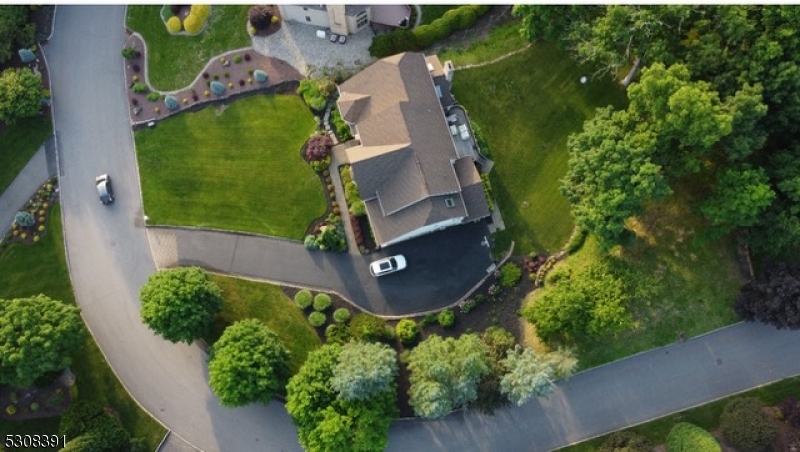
[46, 6, 800, 452]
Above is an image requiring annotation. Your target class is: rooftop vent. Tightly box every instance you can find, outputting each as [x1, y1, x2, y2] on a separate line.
[445, 197, 455, 208]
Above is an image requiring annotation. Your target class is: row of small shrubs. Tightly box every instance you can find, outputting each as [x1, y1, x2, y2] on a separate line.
[481, 173, 494, 212]
[369, 5, 491, 57]
[340, 165, 366, 217]
[420, 309, 456, 329]
[472, 120, 491, 158]
[294, 290, 332, 311]
[304, 220, 346, 252]
[330, 108, 353, 141]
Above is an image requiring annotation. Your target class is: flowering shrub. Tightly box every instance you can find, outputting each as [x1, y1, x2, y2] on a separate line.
[210, 81, 225, 95]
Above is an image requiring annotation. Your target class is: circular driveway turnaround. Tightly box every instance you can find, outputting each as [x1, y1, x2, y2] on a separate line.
[45, 6, 800, 452]
[46, 6, 301, 451]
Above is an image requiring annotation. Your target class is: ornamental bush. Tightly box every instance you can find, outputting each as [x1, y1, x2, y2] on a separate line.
[183, 13, 203, 35]
[599, 431, 654, 452]
[313, 293, 331, 311]
[325, 323, 350, 344]
[253, 69, 267, 83]
[666, 422, 720, 452]
[438, 309, 455, 328]
[249, 5, 273, 30]
[166, 16, 182, 33]
[121, 47, 136, 59]
[146, 92, 161, 102]
[14, 211, 34, 227]
[308, 311, 326, 327]
[132, 82, 148, 93]
[294, 290, 313, 309]
[499, 262, 522, 288]
[306, 134, 333, 160]
[190, 4, 210, 21]
[163, 95, 179, 111]
[333, 308, 350, 323]
[720, 397, 776, 452]
[303, 235, 318, 250]
[18, 48, 35, 63]
[349, 313, 390, 342]
[395, 319, 419, 345]
[210, 81, 225, 95]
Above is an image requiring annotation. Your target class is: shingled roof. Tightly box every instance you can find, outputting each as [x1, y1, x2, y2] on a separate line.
[337, 52, 489, 246]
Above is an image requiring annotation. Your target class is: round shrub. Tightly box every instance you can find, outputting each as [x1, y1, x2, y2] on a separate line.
[395, 319, 418, 345]
[308, 311, 326, 327]
[325, 323, 351, 344]
[183, 13, 203, 34]
[720, 397, 776, 452]
[132, 64, 140, 73]
[333, 308, 350, 323]
[349, 313, 390, 342]
[438, 309, 456, 328]
[239, 79, 245, 86]
[253, 69, 268, 83]
[15, 211, 34, 227]
[6, 405, 16, 416]
[249, 5, 273, 30]
[166, 16, 182, 33]
[303, 234, 318, 250]
[227, 82, 234, 89]
[599, 431, 654, 452]
[244, 53, 251, 61]
[202, 72, 210, 79]
[190, 4, 211, 21]
[146, 92, 161, 102]
[210, 81, 226, 95]
[164, 95, 179, 111]
[313, 293, 332, 311]
[234, 55, 243, 64]
[294, 290, 313, 309]
[499, 262, 522, 288]
[132, 82, 148, 93]
[666, 422, 720, 452]
[30, 402, 39, 411]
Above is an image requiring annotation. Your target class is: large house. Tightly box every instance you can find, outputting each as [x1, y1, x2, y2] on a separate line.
[278, 5, 411, 36]
[337, 52, 490, 248]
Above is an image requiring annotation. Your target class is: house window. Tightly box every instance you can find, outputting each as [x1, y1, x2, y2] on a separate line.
[445, 197, 456, 208]
[356, 11, 368, 28]
[305, 16, 311, 22]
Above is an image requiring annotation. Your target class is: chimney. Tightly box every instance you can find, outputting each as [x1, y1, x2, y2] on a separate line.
[444, 60, 455, 83]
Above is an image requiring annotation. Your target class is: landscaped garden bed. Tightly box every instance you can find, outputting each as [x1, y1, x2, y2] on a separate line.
[1, 178, 57, 253]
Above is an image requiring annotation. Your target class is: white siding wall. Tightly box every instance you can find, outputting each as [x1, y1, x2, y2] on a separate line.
[279, 6, 330, 29]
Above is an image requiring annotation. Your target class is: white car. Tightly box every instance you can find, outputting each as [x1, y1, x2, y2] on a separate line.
[369, 255, 407, 277]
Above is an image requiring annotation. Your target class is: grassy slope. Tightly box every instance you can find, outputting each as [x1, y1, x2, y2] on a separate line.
[126, 5, 250, 91]
[524, 188, 743, 368]
[0, 206, 165, 450]
[205, 275, 321, 375]
[559, 376, 800, 451]
[135, 95, 324, 239]
[438, 22, 529, 67]
[0, 117, 52, 194]
[451, 42, 628, 253]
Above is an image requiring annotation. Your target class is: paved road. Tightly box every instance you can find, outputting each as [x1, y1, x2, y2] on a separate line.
[0, 144, 53, 233]
[46, 6, 302, 451]
[45, 6, 800, 452]
[147, 221, 493, 317]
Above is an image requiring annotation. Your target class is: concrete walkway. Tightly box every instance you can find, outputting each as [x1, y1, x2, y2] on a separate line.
[0, 142, 54, 234]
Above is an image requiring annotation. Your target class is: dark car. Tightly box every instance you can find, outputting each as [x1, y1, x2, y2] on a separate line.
[338, 34, 347, 45]
[95, 174, 114, 205]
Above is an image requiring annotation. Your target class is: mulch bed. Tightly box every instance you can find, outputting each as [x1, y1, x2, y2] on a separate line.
[122, 33, 303, 125]
[281, 254, 538, 418]
[0, 370, 73, 421]
[1, 179, 58, 253]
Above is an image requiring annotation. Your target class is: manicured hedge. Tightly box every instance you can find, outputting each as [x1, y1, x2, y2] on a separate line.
[720, 397, 776, 452]
[666, 422, 720, 452]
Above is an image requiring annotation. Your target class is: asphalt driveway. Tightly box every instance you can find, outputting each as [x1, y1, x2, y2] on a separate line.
[148, 220, 494, 316]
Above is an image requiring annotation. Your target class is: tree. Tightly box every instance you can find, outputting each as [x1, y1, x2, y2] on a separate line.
[561, 106, 670, 248]
[139, 267, 223, 344]
[0, 6, 35, 64]
[599, 431, 654, 452]
[499, 346, 555, 405]
[60, 400, 131, 451]
[286, 344, 397, 452]
[208, 319, 290, 407]
[665, 422, 721, 452]
[331, 341, 397, 401]
[720, 397, 777, 452]
[0, 67, 42, 125]
[406, 334, 490, 419]
[700, 166, 775, 235]
[512, 5, 597, 44]
[0, 295, 85, 388]
[735, 262, 800, 330]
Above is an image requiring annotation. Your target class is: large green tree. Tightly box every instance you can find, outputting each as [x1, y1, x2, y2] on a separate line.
[406, 334, 490, 419]
[208, 319, 290, 407]
[0, 295, 85, 388]
[331, 341, 397, 402]
[0, 6, 35, 64]
[286, 344, 397, 452]
[139, 267, 223, 344]
[0, 67, 42, 125]
[700, 166, 775, 235]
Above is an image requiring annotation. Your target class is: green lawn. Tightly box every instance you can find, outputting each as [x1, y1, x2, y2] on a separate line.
[451, 43, 628, 253]
[419, 5, 462, 25]
[0, 116, 51, 195]
[558, 376, 800, 451]
[135, 95, 324, 239]
[523, 187, 743, 369]
[126, 5, 251, 91]
[438, 22, 529, 67]
[0, 205, 166, 451]
[205, 275, 321, 375]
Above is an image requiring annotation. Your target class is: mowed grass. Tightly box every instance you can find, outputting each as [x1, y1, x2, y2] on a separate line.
[205, 275, 321, 375]
[523, 187, 743, 369]
[126, 5, 250, 90]
[0, 116, 51, 194]
[451, 43, 628, 253]
[135, 95, 324, 239]
[0, 206, 166, 451]
[558, 376, 800, 451]
[438, 22, 529, 67]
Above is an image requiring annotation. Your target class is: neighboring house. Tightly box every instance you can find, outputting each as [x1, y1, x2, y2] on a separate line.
[336, 52, 490, 248]
[278, 5, 410, 36]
